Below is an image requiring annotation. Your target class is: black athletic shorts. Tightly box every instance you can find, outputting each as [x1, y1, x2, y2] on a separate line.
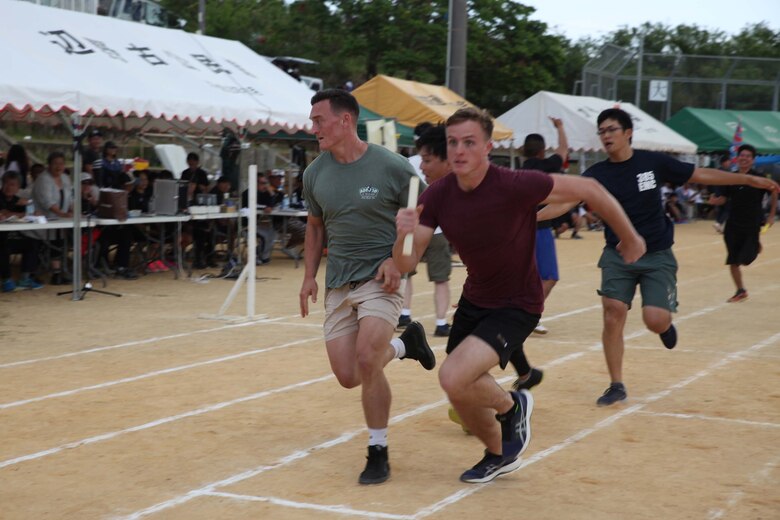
[724, 223, 760, 266]
[446, 296, 540, 369]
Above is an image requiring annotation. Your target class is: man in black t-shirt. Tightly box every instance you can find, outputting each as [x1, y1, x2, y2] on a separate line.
[180, 152, 210, 205]
[540, 108, 779, 407]
[709, 144, 776, 303]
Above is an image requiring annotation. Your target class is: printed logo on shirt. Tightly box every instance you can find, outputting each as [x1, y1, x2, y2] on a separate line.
[636, 171, 657, 192]
[359, 186, 379, 200]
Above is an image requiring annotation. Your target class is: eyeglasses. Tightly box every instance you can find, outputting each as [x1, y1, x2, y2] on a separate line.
[597, 126, 623, 136]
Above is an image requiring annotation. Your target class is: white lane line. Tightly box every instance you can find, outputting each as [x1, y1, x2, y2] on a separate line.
[112, 325, 780, 519]
[637, 411, 780, 429]
[205, 492, 415, 520]
[412, 331, 780, 519]
[706, 454, 780, 520]
[112, 399, 449, 520]
[0, 337, 320, 410]
[0, 374, 335, 470]
[0, 314, 311, 370]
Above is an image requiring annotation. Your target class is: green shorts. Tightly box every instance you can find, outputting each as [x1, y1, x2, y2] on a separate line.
[597, 247, 678, 312]
[420, 233, 452, 283]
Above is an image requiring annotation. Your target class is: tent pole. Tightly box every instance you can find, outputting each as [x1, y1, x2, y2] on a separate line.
[70, 113, 84, 300]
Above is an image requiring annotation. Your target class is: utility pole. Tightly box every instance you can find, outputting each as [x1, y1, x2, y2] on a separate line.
[446, 0, 467, 97]
[197, 0, 205, 35]
[634, 32, 644, 108]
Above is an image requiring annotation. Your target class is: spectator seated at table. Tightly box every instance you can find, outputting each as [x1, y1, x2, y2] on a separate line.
[241, 173, 279, 265]
[206, 176, 236, 262]
[94, 147, 138, 280]
[32, 151, 73, 285]
[1, 171, 43, 291]
[80, 172, 100, 215]
[0, 144, 31, 189]
[129, 170, 152, 213]
[181, 152, 210, 205]
[268, 170, 306, 252]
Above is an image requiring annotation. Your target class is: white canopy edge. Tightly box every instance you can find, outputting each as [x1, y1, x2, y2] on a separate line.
[0, 0, 314, 134]
[495, 91, 697, 155]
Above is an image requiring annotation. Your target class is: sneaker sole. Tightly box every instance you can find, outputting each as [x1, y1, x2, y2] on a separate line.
[358, 471, 390, 485]
[596, 393, 627, 407]
[460, 456, 523, 483]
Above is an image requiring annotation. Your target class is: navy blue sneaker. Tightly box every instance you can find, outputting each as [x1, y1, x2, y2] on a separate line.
[496, 390, 534, 460]
[596, 382, 627, 406]
[460, 450, 523, 483]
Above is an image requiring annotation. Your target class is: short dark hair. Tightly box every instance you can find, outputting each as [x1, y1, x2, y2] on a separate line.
[737, 144, 757, 158]
[416, 125, 447, 160]
[47, 151, 65, 165]
[217, 176, 230, 184]
[720, 155, 731, 165]
[446, 107, 494, 140]
[414, 122, 434, 142]
[311, 89, 360, 122]
[1, 170, 22, 185]
[597, 108, 633, 131]
[187, 152, 200, 162]
[523, 133, 546, 158]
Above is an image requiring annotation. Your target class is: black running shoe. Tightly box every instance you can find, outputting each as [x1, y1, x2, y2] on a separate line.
[399, 321, 436, 370]
[660, 324, 677, 349]
[358, 445, 390, 485]
[434, 324, 451, 337]
[496, 390, 534, 460]
[512, 367, 544, 391]
[460, 450, 523, 483]
[596, 382, 627, 406]
[397, 314, 412, 329]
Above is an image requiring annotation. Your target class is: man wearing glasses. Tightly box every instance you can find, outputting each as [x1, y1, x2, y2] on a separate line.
[542, 108, 779, 407]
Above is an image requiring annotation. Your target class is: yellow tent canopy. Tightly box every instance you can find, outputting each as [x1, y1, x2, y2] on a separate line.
[353, 74, 514, 141]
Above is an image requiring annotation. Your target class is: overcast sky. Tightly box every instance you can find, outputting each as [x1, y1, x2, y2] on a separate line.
[523, 0, 778, 42]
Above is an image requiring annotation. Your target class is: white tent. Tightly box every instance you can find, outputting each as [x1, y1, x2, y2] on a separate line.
[0, 0, 316, 302]
[496, 91, 697, 155]
[0, 0, 314, 134]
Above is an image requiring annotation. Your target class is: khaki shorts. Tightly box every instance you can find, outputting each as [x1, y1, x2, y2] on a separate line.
[597, 247, 678, 312]
[421, 233, 452, 282]
[323, 279, 405, 341]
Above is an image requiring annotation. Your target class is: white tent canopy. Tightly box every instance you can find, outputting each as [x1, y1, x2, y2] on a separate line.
[496, 91, 697, 155]
[0, 0, 314, 134]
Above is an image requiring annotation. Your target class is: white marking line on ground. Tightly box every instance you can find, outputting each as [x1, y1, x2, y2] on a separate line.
[0, 315, 307, 370]
[112, 320, 780, 520]
[205, 492, 414, 520]
[706, 454, 780, 520]
[637, 411, 780, 430]
[0, 374, 335, 470]
[0, 337, 320, 410]
[113, 399, 449, 520]
[0, 290, 442, 370]
[412, 331, 780, 520]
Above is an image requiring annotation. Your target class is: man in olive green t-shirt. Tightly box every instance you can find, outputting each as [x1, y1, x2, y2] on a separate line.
[299, 89, 436, 485]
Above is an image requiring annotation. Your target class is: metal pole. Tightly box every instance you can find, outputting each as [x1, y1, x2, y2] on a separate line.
[197, 0, 205, 35]
[71, 113, 83, 301]
[634, 33, 644, 108]
[446, 0, 467, 97]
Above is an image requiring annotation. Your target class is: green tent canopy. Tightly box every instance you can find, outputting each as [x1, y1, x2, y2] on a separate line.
[255, 105, 415, 149]
[358, 106, 416, 148]
[666, 108, 780, 154]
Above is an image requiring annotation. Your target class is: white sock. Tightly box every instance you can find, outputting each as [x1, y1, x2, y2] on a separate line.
[400, 309, 411, 317]
[368, 428, 388, 447]
[436, 318, 447, 326]
[390, 338, 405, 359]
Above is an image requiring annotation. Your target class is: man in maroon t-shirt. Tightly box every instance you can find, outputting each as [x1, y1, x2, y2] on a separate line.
[393, 107, 646, 484]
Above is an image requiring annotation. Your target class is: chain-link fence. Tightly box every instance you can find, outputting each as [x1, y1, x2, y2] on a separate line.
[581, 44, 780, 122]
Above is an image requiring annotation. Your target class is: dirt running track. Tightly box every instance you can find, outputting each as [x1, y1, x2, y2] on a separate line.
[0, 220, 778, 520]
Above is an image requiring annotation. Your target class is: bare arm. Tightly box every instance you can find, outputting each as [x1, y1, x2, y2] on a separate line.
[542, 174, 646, 262]
[691, 167, 780, 192]
[550, 117, 569, 162]
[299, 215, 325, 317]
[393, 205, 435, 274]
[537, 201, 578, 221]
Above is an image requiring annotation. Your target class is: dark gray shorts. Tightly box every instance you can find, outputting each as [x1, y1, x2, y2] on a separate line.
[597, 247, 678, 312]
